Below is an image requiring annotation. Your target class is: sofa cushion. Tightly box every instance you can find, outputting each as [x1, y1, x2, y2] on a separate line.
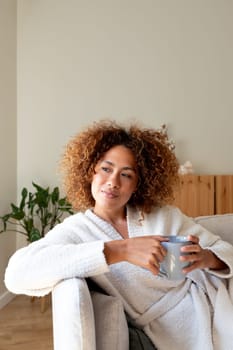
[195, 214, 233, 245]
[92, 291, 129, 350]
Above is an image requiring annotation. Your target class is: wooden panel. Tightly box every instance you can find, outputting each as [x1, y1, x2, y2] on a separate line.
[173, 175, 215, 217]
[215, 175, 233, 214]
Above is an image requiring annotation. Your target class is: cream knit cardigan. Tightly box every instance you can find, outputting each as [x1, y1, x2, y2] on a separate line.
[5, 206, 233, 350]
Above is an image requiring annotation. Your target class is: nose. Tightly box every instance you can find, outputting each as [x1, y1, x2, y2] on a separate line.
[107, 173, 120, 189]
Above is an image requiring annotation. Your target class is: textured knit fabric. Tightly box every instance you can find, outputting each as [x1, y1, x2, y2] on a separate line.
[5, 205, 233, 350]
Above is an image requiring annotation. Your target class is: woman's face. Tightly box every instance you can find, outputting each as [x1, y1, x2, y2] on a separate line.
[92, 145, 138, 215]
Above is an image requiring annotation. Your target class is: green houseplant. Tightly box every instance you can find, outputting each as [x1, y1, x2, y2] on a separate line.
[0, 182, 73, 242]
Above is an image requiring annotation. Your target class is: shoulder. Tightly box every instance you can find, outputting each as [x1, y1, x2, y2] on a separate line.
[62, 211, 86, 225]
[46, 211, 89, 237]
[140, 205, 193, 236]
[127, 205, 186, 224]
[44, 210, 98, 243]
[146, 205, 185, 221]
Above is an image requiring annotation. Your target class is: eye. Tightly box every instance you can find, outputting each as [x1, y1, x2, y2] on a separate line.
[101, 167, 111, 173]
[121, 173, 132, 179]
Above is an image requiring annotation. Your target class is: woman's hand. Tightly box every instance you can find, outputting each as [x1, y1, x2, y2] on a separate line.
[104, 236, 168, 275]
[180, 235, 227, 273]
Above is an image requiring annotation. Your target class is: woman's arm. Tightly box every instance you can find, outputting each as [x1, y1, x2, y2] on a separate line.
[5, 225, 109, 296]
[104, 235, 168, 275]
[104, 233, 229, 278]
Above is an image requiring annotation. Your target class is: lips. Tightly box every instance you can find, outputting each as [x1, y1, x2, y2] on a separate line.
[101, 190, 118, 198]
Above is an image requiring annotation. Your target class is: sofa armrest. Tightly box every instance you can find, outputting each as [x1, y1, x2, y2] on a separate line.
[52, 278, 96, 350]
[52, 278, 129, 350]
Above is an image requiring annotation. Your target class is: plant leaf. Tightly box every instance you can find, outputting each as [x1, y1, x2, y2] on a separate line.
[10, 205, 25, 220]
[51, 187, 59, 204]
[1, 182, 74, 240]
[29, 228, 41, 242]
[35, 187, 49, 208]
[32, 182, 45, 192]
[20, 188, 28, 210]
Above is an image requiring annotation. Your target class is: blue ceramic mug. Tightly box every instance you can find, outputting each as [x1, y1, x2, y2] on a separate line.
[159, 236, 193, 280]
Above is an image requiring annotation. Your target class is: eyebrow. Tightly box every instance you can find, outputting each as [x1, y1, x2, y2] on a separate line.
[102, 160, 137, 172]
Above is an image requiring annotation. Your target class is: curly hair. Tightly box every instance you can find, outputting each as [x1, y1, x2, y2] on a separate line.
[60, 120, 179, 214]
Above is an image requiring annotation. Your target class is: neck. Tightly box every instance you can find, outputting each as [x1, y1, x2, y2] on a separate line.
[93, 207, 127, 225]
[92, 207, 129, 239]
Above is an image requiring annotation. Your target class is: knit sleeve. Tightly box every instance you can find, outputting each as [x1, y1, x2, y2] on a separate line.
[171, 207, 233, 278]
[4, 217, 110, 297]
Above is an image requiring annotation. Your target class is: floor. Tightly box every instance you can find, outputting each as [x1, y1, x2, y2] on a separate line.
[0, 295, 53, 350]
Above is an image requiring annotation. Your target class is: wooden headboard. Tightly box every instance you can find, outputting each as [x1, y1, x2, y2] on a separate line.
[173, 175, 233, 217]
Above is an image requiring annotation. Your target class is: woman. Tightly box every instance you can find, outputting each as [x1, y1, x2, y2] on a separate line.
[5, 120, 233, 349]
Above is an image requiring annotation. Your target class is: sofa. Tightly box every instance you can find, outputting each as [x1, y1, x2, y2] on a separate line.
[51, 214, 233, 350]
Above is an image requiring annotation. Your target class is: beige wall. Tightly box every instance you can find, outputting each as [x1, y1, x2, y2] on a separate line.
[0, 0, 17, 306]
[17, 0, 233, 194]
